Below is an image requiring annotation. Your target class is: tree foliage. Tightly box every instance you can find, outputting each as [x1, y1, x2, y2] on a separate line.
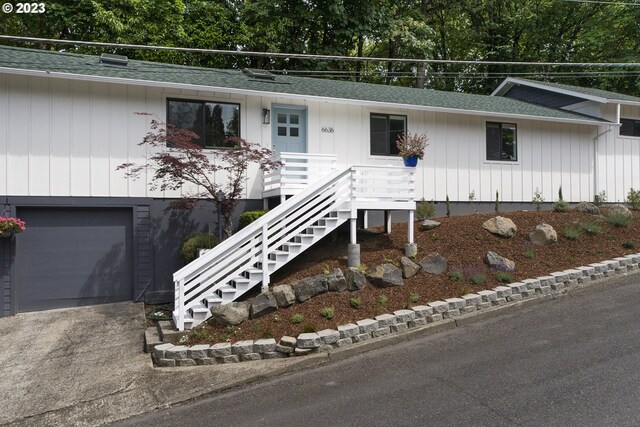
[2, 0, 639, 94]
[117, 114, 282, 238]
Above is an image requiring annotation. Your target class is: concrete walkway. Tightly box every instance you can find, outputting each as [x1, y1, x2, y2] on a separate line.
[1, 302, 325, 426]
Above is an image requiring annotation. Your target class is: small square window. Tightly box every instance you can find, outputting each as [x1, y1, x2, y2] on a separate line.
[277, 114, 287, 124]
[277, 127, 287, 136]
[370, 113, 407, 156]
[290, 115, 299, 125]
[290, 127, 299, 137]
[486, 122, 517, 161]
[620, 118, 640, 137]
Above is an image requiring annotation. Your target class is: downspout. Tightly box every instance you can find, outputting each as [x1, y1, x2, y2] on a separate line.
[593, 126, 613, 197]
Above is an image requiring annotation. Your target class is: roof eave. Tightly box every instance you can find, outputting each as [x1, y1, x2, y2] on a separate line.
[0, 67, 609, 127]
[492, 77, 609, 104]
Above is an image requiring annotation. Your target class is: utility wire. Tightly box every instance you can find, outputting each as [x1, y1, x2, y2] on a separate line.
[2, 35, 640, 68]
[555, 0, 640, 5]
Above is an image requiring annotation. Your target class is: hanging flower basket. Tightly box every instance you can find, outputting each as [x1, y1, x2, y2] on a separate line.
[0, 216, 26, 238]
[397, 131, 429, 167]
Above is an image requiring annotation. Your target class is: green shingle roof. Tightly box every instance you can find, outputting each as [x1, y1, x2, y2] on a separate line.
[0, 45, 610, 124]
[511, 78, 640, 104]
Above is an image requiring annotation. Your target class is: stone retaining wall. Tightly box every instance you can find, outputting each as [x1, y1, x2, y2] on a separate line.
[151, 253, 640, 367]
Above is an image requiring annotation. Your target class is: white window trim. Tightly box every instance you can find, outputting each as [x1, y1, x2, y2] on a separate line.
[483, 120, 521, 166]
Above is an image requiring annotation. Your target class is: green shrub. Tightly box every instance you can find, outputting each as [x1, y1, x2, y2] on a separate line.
[496, 272, 513, 283]
[532, 187, 544, 211]
[446, 195, 451, 217]
[495, 190, 500, 212]
[320, 307, 335, 319]
[291, 314, 304, 324]
[349, 297, 362, 309]
[579, 221, 601, 235]
[302, 323, 317, 333]
[449, 271, 464, 282]
[553, 200, 570, 212]
[471, 274, 486, 285]
[377, 294, 389, 307]
[563, 226, 582, 240]
[409, 292, 420, 304]
[180, 233, 219, 263]
[593, 190, 607, 207]
[607, 212, 631, 227]
[238, 210, 269, 229]
[416, 198, 436, 220]
[458, 286, 474, 297]
[558, 186, 564, 201]
[524, 248, 535, 259]
[469, 190, 477, 214]
[627, 188, 640, 210]
[623, 240, 636, 249]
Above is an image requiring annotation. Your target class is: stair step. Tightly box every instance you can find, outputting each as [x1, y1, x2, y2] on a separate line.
[269, 250, 289, 260]
[205, 296, 223, 306]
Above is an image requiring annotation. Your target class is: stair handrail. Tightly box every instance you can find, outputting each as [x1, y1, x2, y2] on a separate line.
[174, 166, 352, 284]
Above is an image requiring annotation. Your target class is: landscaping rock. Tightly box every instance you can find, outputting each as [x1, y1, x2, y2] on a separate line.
[279, 336, 297, 348]
[529, 223, 558, 246]
[272, 284, 295, 308]
[338, 323, 359, 338]
[419, 219, 441, 231]
[253, 338, 277, 353]
[326, 268, 348, 292]
[297, 333, 321, 349]
[575, 201, 600, 215]
[209, 301, 250, 327]
[400, 256, 420, 279]
[484, 251, 515, 272]
[608, 204, 632, 219]
[292, 275, 328, 302]
[365, 263, 404, 287]
[419, 252, 448, 275]
[317, 329, 340, 345]
[250, 292, 278, 319]
[345, 267, 367, 291]
[209, 343, 231, 358]
[482, 216, 517, 237]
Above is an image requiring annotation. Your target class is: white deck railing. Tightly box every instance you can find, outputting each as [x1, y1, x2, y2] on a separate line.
[263, 152, 337, 200]
[173, 163, 415, 331]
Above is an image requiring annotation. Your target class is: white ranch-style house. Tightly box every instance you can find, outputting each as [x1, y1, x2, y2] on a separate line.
[1, 46, 639, 327]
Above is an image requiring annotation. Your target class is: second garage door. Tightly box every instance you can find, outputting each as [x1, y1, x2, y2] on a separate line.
[16, 207, 134, 312]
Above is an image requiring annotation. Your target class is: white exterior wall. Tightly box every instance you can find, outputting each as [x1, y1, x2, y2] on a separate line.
[595, 103, 640, 202]
[0, 73, 604, 203]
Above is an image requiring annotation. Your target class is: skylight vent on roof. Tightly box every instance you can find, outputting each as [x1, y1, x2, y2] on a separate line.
[242, 68, 275, 81]
[100, 53, 128, 66]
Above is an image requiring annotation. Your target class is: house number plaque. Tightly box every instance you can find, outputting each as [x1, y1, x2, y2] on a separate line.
[321, 127, 334, 133]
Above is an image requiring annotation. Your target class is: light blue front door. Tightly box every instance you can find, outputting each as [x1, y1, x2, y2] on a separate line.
[271, 106, 307, 154]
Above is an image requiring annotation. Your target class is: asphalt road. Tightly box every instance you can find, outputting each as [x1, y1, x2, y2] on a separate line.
[117, 275, 640, 426]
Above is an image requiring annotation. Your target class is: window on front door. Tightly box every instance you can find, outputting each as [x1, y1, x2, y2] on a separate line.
[486, 122, 517, 161]
[167, 98, 240, 149]
[370, 113, 407, 156]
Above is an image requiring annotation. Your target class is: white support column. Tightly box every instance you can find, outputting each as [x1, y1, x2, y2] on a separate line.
[363, 210, 368, 229]
[175, 280, 185, 331]
[263, 197, 269, 210]
[261, 223, 270, 292]
[385, 211, 392, 234]
[350, 218, 357, 244]
[408, 210, 414, 244]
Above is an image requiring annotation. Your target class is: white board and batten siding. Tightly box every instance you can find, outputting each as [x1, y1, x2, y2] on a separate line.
[1, 72, 635, 204]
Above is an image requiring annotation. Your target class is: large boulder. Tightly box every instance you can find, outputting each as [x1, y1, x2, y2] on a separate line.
[345, 267, 367, 291]
[272, 284, 295, 308]
[400, 256, 421, 279]
[484, 251, 515, 272]
[326, 268, 348, 292]
[575, 201, 600, 215]
[250, 292, 278, 319]
[482, 216, 517, 237]
[529, 223, 558, 246]
[419, 219, 441, 231]
[608, 204, 632, 219]
[292, 275, 328, 302]
[419, 252, 448, 275]
[365, 263, 404, 288]
[209, 301, 250, 327]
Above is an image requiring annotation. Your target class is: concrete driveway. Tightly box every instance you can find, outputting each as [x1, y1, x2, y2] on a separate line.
[0, 302, 328, 426]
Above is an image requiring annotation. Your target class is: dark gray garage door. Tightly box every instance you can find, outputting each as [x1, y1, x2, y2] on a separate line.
[16, 208, 133, 312]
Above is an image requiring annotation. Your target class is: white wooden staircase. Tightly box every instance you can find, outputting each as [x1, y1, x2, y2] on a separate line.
[173, 160, 415, 331]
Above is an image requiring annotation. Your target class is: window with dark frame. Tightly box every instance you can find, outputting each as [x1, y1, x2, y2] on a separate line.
[620, 118, 640, 137]
[370, 113, 407, 156]
[486, 122, 517, 161]
[167, 99, 240, 149]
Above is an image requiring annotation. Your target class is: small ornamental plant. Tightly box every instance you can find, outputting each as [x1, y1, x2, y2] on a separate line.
[0, 216, 26, 237]
[396, 131, 428, 159]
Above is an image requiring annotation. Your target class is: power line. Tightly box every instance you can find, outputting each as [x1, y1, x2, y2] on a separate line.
[555, 0, 640, 5]
[2, 35, 640, 68]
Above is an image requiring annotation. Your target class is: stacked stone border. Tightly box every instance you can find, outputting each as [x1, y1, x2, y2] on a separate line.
[150, 254, 640, 367]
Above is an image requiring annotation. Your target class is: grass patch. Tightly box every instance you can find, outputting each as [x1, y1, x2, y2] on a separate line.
[553, 200, 570, 212]
[320, 306, 335, 319]
[607, 212, 631, 227]
[409, 292, 420, 304]
[623, 240, 636, 249]
[349, 297, 362, 309]
[449, 270, 464, 282]
[496, 272, 514, 283]
[563, 226, 582, 240]
[524, 248, 535, 259]
[578, 221, 602, 235]
[470, 274, 486, 285]
[302, 323, 317, 333]
[290, 313, 304, 324]
[377, 294, 389, 307]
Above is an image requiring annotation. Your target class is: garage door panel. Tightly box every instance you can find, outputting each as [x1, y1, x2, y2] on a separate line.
[16, 208, 133, 312]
